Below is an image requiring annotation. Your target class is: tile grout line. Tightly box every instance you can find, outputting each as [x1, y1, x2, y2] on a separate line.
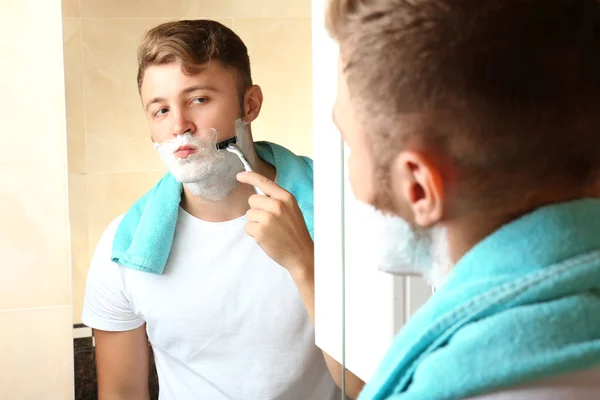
[62, 17, 311, 20]
[76, 15, 94, 334]
[78, 15, 88, 177]
[84, 170, 167, 175]
[0, 305, 70, 313]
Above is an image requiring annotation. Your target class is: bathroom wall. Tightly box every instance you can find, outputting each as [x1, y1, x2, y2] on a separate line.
[62, 0, 313, 323]
[0, 0, 74, 398]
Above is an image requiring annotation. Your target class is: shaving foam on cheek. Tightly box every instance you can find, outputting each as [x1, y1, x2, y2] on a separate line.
[153, 128, 244, 201]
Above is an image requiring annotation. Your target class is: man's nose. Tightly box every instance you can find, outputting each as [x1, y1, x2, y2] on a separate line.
[171, 109, 195, 136]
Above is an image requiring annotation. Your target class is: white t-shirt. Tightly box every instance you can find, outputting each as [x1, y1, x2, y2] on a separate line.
[82, 208, 340, 400]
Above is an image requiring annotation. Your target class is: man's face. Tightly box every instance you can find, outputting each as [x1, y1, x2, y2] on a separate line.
[332, 59, 379, 208]
[141, 60, 242, 145]
[332, 58, 400, 215]
[140, 60, 251, 200]
[333, 57, 451, 286]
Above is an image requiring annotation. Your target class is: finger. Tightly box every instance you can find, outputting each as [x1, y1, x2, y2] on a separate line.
[245, 208, 271, 224]
[244, 220, 262, 240]
[237, 171, 288, 199]
[244, 221, 257, 238]
[248, 194, 285, 215]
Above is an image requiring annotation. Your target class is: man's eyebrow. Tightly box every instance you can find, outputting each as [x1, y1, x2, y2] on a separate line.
[144, 85, 219, 112]
[181, 84, 219, 95]
[144, 96, 165, 112]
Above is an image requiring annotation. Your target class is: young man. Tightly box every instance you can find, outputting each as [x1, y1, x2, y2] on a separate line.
[327, 0, 600, 399]
[82, 20, 364, 399]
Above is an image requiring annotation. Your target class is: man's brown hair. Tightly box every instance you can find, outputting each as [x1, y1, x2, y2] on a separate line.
[327, 0, 600, 207]
[137, 20, 252, 109]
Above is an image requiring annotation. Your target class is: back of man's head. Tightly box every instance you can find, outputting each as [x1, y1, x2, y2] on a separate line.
[328, 0, 600, 212]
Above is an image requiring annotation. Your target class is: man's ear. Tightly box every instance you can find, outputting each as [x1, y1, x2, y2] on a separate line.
[243, 85, 263, 124]
[389, 151, 445, 227]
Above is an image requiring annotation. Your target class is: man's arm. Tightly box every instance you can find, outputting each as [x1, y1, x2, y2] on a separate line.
[82, 218, 152, 400]
[237, 171, 366, 399]
[289, 259, 366, 399]
[95, 325, 150, 400]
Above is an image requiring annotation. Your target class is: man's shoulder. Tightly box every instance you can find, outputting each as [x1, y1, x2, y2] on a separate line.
[256, 141, 313, 174]
[93, 214, 126, 257]
[465, 365, 600, 400]
[103, 214, 126, 241]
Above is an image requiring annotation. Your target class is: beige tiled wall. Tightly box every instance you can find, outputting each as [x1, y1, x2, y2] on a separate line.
[63, 0, 313, 323]
[0, 0, 74, 398]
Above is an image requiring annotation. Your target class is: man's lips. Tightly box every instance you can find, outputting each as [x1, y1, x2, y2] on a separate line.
[174, 145, 198, 158]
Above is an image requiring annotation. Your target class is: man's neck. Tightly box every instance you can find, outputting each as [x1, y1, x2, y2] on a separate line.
[180, 154, 277, 222]
[444, 189, 589, 266]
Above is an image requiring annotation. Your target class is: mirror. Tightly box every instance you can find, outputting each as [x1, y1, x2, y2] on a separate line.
[308, 0, 433, 390]
[61, 1, 342, 398]
[342, 165, 433, 382]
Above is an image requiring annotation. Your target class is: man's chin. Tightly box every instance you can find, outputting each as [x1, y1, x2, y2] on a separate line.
[182, 181, 237, 201]
[177, 174, 211, 184]
[170, 166, 218, 183]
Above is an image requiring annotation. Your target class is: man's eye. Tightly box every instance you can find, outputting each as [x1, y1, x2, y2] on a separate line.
[154, 108, 168, 117]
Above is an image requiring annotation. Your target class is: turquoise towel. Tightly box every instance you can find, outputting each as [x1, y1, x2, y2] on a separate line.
[111, 141, 314, 274]
[359, 198, 600, 400]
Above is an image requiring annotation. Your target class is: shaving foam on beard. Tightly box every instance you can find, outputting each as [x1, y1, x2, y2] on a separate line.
[347, 193, 452, 289]
[154, 129, 242, 201]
